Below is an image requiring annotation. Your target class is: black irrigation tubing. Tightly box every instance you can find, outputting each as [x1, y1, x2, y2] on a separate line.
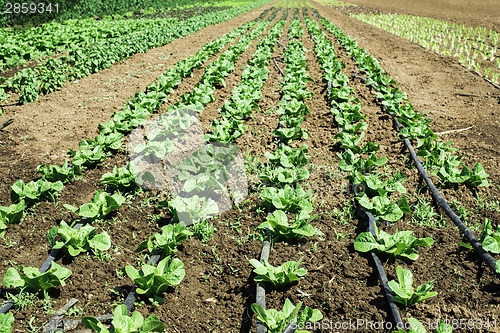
[277, 40, 288, 50]
[273, 57, 287, 78]
[0, 118, 13, 131]
[256, 230, 271, 333]
[351, 182, 404, 328]
[388, 115, 500, 278]
[354, 71, 500, 278]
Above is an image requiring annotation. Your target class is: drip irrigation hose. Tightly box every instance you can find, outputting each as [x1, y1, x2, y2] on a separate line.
[256, 230, 272, 333]
[0, 118, 13, 131]
[357, 204, 404, 329]
[277, 40, 288, 50]
[389, 114, 500, 278]
[273, 57, 287, 78]
[354, 70, 500, 277]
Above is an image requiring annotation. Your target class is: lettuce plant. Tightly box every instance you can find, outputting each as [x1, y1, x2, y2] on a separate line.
[48, 220, 111, 257]
[478, 218, 500, 255]
[388, 266, 437, 307]
[273, 125, 309, 143]
[265, 144, 309, 168]
[251, 298, 323, 333]
[0, 200, 26, 225]
[82, 304, 164, 333]
[70, 145, 107, 168]
[354, 227, 434, 260]
[0, 313, 14, 333]
[125, 256, 185, 303]
[3, 262, 71, 294]
[135, 222, 192, 256]
[64, 191, 125, 220]
[260, 185, 313, 213]
[258, 210, 322, 241]
[355, 192, 409, 222]
[164, 195, 218, 225]
[249, 258, 307, 288]
[37, 161, 82, 183]
[259, 166, 310, 185]
[11, 178, 64, 206]
[100, 164, 137, 191]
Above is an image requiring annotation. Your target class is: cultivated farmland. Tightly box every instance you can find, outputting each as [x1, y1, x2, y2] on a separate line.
[0, 0, 499, 332]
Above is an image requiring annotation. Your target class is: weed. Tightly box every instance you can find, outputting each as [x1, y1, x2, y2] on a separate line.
[191, 220, 216, 243]
[411, 197, 446, 228]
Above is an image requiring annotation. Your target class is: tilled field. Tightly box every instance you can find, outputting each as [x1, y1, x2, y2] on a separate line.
[0, 1, 499, 332]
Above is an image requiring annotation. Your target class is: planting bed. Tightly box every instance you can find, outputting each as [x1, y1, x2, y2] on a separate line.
[0, 0, 499, 332]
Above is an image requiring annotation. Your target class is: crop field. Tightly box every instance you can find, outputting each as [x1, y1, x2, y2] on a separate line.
[0, 0, 499, 332]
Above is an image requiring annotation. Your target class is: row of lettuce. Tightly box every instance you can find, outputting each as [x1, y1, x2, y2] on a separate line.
[306, 11, 452, 333]
[248, 10, 326, 332]
[312, 8, 498, 333]
[0, 0, 271, 106]
[0, 9, 278, 331]
[316, 10, 499, 272]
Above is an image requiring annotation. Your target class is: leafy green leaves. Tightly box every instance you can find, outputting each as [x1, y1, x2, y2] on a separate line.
[49, 220, 111, 257]
[258, 210, 322, 241]
[3, 262, 71, 293]
[388, 266, 437, 307]
[0, 313, 14, 333]
[135, 223, 192, 256]
[37, 161, 82, 183]
[11, 178, 63, 206]
[0, 200, 27, 225]
[356, 192, 409, 222]
[64, 191, 125, 220]
[125, 256, 185, 302]
[249, 258, 307, 288]
[251, 299, 323, 333]
[260, 185, 313, 213]
[82, 304, 164, 333]
[165, 195, 218, 226]
[354, 227, 434, 260]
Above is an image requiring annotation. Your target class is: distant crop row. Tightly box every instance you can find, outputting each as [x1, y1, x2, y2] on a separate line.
[352, 13, 500, 86]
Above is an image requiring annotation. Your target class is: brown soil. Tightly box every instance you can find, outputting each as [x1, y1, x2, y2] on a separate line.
[336, 0, 500, 31]
[1, 0, 500, 332]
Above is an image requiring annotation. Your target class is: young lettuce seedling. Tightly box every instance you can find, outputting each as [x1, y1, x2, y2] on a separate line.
[48, 220, 111, 257]
[249, 257, 307, 288]
[257, 210, 322, 241]
[0, 313, 14, 333]
[125, 256, 185, 304]
[354, 226, 434, 260]
[135, 222, 192, 256]
[251, 298, 323, 333]
[37, 160, 82, 183]
[82, 304, 164, 333]
[64, 190, 125, 221]
[388, 266, 437, 307]
[3, 262, 71, 295]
